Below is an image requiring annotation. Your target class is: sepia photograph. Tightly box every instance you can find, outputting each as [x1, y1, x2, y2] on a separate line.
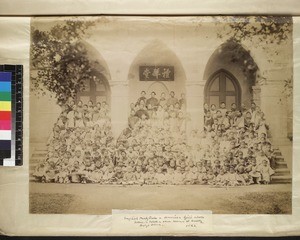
[29, 16, 293, 215]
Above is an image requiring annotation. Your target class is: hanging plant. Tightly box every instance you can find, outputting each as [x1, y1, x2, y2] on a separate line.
[283, 77, 293, 98]
[213, 17, 292, 91]
[219, 38, 258, 86]
[219, 16, 292, 45]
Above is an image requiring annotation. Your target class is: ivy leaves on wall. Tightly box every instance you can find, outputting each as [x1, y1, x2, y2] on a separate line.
[215, 16, 292, 92]
[31, 19, 98, 105]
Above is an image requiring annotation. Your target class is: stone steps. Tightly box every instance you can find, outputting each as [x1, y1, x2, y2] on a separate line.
[271, 175, 292, 184]
[274, 168, 290, 176]
[275, 161, 288, 169]
[29, 145, 47, 181]
[271, 148, 291, 184]
[275, 156, 284, 162]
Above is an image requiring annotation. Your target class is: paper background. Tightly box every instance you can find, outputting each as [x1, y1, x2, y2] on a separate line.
[0, 1, 300, 235]
[0, 0, 300, 15]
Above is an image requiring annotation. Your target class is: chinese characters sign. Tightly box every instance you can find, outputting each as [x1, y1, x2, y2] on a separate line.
[139, 66, 174, 81]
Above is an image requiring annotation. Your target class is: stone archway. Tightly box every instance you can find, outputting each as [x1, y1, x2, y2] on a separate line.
[203, 39, 259, 110]
[127, 39, 187, 107]
[76, 41, 112, 106]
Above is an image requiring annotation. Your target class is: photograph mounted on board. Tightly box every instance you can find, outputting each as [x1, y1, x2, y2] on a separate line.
[29, 16, 293, 215]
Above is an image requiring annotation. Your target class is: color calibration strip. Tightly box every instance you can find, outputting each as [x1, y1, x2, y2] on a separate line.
[0, 65, 23, 166]
[0, 72, 12, 160]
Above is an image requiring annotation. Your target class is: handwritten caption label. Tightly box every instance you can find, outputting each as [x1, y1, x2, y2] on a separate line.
[112, 210, 212, 234]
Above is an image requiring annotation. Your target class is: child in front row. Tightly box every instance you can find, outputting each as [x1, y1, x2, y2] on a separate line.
[184, 167, 198, 184]
[246, 157, 261, 184]
[55, 160, 71, 183]
[44, 161, 57, 183]
[257, 159, 275, 184]
[226, 167, 240, 186]
[134, 165, 145, 185]
[155, 168, 167, 184]
[212, 169, 227, 187]
[145, 166, 158, 184]
[122, 166, 136, 185]
[32, 163, 47, 182]
[103, 166, 116, 184]
[80, 158, 95, 183]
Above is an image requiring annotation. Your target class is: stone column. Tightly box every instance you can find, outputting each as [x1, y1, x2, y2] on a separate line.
[185, 80, 206, 133]
[259, 81, 289, 145]
[109, 81, 129, 140]
[252, 85, 261, 106]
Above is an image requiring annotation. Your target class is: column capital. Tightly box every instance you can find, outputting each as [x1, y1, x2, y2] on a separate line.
[185, 80, 206, 87]
[259, 68, 292, 85]
[260, 81, 286, 96]
[110, 82, 129, 97]
[109, 80, 129, 87]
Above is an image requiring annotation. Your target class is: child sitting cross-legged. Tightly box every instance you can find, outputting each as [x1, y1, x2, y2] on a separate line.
[183, 167, 199, 185]
[134, 165, 145, 185]
[144, 166, 158, 185]
[32, 163, 47, 182]
[44, 161, 57, 183]
[211, 169, 228, 187]
[155, 167, 167, 184]
[80, 157, 95, 183]
[122, 166, 137, 185]
[55, 159, 71, 184]
[226, 167, 240, 186]
[246, 157, 261, 184]
[257, 159, 275, 184]
[103, 166, 116, 184]
[69, 161, 83, 183]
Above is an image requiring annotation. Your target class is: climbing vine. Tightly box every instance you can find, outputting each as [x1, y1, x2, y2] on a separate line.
[31, 18, 99, 105]
[214, 16, 293, 93]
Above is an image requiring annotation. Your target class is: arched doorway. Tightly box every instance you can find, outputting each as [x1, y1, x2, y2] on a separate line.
[76, 74, 110, 105]
[75, 41, 111, 106]
[203, 39, 258, 110]
[203, 39, 259, 108]
[205, 69, 241, 109]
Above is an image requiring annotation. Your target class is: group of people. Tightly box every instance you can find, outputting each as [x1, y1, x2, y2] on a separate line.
[33, 91, 277, 186]
[33, 99, 116, 184]
[127, 91, 189, 133]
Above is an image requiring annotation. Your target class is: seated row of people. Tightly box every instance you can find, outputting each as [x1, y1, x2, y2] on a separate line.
[33, 150, 274, 186]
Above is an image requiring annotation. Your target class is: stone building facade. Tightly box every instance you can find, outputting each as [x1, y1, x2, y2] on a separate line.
[30, 17, 293, 146]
